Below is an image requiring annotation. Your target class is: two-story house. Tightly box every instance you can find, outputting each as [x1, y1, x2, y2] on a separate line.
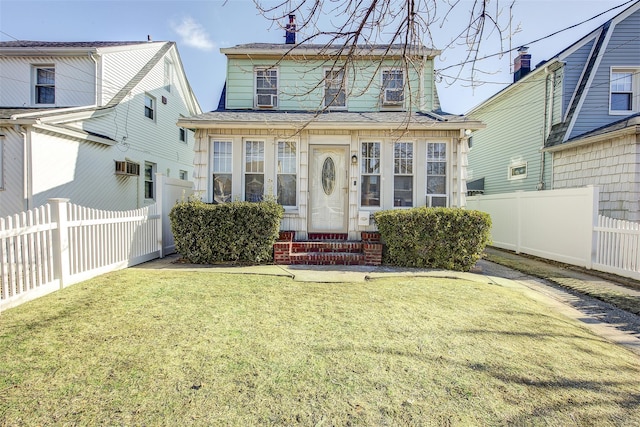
[178, 20, 483, 242]
[0, 40, 201, 218]
[467, 1, 640, 221]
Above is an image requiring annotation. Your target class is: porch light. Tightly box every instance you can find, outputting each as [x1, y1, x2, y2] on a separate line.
[351, 154, 358, 164]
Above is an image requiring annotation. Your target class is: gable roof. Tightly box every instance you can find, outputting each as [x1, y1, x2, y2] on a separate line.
[0, 41, 149, 48]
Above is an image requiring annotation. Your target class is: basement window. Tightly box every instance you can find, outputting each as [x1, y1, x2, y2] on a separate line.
[508, 162, 527, 180]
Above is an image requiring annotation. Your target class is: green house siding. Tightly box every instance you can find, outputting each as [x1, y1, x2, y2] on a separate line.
[468, 72, 553, 194]
[225, 57, 432, 112]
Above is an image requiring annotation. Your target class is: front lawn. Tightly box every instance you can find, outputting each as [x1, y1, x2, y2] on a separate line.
[1, 270, 639, 425]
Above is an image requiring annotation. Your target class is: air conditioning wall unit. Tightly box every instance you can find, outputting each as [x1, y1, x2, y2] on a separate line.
[115, 160, 140, 176]
[383, 88, 404, 105]
[256, 94, 278, 108]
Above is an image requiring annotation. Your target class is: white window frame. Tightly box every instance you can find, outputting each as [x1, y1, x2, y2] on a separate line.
[276, 140, 298, 208]
[393, 141, 414, 207]
[144, 94, 156, 121]
[609, 67, 639, 115]
[381, 68, 404, 107]
[244, 139, 265, 202]
[211, 140, 233, 203]
[254, 67, 278, 108]
[426, 142, 448, 207]
[360, 141, 381, 208]
[0, 136, 4, 190]
[508, 161, 527, 181]
[144, 162, 156, 200]
[33, 65, 55, 105]
[324, 68, 347, 109]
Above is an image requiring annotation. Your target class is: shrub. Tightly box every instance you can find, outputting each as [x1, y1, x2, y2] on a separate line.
[169, 198, 284, 264]
[373, 207, 491, 271]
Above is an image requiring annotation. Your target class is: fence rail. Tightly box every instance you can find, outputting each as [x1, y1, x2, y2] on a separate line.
[1, 199, 161, 312]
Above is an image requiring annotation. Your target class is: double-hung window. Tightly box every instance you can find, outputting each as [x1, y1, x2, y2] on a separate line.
[212, 141, 232, 203]
[324, 68, 346, 108]
[34, 66, 55, 105]
[427, 142, 448, 207]
[255, 68, 278, 108]
[144, 94, 155, 120]
[361, 142, 381, 207]
[245, 140, 264, 202]
[144, 162, 156, 200]
[382, 69, 404, 106]
[610, 68, 638, 114]
[394, 142, 413, 207]
[277, 141, 297, 207]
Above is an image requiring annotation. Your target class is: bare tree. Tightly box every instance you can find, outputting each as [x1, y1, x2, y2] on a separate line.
[252, 0, 516, 111]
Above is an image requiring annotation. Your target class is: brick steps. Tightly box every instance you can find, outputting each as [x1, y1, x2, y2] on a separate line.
[274, 231, 382, 266]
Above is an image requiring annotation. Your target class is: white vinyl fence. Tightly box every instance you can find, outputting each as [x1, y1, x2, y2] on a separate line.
[467, 186, 640, 281]
[0, 175, 193, 312]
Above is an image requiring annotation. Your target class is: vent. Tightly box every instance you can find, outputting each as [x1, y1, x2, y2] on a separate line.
[383, 88, 404, 105]
[115, 160, 140, 176]
[256, 94, 278, 108]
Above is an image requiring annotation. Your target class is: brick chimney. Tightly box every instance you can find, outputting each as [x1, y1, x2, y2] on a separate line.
[513, 46, 531, 82]
[285, 14, 296, 44]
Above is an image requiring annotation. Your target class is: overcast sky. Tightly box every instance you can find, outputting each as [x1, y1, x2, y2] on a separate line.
[0, 0, 633, 114]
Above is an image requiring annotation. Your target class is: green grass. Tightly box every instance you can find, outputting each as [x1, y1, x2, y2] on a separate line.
[1, 270, 639, 426]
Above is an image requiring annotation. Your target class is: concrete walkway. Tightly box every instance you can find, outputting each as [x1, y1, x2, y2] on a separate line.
[134, 252, 640, 356]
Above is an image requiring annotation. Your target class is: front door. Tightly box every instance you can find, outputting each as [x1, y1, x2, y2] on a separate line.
[309, 145, 348, 233]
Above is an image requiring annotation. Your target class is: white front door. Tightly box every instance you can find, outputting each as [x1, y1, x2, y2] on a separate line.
[309, 145, 348, 233]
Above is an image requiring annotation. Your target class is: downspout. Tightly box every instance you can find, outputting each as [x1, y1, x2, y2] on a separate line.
[89, 51, 99, 106]
[539, 70, 550, 190]
[16, 124, 32, 211]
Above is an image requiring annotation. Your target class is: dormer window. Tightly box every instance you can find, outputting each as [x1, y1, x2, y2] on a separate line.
[255, 68, 278, 108]
[382, 69, 404, 106]
[34, 66, 55, 105]
[324, 68, 346, 109]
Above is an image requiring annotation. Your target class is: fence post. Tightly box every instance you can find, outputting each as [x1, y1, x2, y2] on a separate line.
[587, 185, 599, 269]
[156, 173, 164, 259]
[515, 191, 522, 254]
[49, 198, 70, 289]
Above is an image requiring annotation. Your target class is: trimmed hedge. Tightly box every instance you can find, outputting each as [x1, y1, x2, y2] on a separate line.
[373, 207, 491, 271]
[169, 199, 284, 264]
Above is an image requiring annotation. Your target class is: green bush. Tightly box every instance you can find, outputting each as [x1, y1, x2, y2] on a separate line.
[169, 198, 284, 264]
[373, 207, 491, 271]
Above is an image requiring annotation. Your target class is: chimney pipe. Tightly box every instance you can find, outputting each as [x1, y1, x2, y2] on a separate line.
[285, 14, 296, 44]
[513, 46, 531, 82]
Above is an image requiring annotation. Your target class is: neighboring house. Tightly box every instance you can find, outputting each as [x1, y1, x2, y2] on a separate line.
[0, 40, 201, 218]
[467, 1, 640, 222]
[178, 19, 482, 241]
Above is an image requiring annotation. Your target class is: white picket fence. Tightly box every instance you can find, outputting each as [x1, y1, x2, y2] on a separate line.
[0, 199, 162, 311]
[467, 186, 640, 281]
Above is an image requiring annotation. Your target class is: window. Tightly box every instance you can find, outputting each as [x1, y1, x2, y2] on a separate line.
[144, 162, 156, 200]
[34, 66, 55, 104]
[324, 68, 346, 108]
[255, 68, 278, 108]
[508, 161, 527, 180]
[144, 94, 155, 120]
[427, 142, 447, 207]
[361, 142, 381, 207]
[212, 140, 232, 203]
[382, 69, 404, 105]
[610, 69, 638, 113]
[277, 141, 297, 207]
[0, 136, 4, 190]
[394, 142, 413, 207]
[179, 128, 187, 143]
[245, 140, 264, 202]
[164, 58, 173, 92]
[179, 170, 188, 180]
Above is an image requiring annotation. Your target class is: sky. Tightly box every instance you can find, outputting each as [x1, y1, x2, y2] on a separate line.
[0, 0, 635, 114]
